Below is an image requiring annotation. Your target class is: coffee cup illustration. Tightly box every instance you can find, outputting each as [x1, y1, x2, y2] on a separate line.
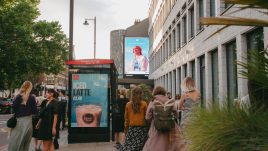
[76, 104, 102, 127]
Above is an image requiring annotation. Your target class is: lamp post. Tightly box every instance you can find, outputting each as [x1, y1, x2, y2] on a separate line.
[69, 0, 74, 60]
[83, 17, 96, 59]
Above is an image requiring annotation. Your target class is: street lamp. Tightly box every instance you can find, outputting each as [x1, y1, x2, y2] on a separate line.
[69, 0, 74, 60]
[83, 17, 96, 59]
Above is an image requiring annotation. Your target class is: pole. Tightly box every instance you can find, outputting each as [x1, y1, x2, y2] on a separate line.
[94, 16, 96, 59]
[69, 0, 74, 60]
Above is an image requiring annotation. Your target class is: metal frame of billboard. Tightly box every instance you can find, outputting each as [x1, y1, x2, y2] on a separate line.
[123, 36, 149, 79]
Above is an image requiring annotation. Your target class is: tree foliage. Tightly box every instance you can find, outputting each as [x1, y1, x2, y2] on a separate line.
[0, 0, 68, 90]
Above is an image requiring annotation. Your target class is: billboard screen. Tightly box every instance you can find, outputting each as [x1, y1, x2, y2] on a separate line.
[124, 37, 149, 75]
[71, 73, 108, 127]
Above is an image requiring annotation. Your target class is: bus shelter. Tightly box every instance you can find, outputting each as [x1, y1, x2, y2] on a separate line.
[66, 59, 117, 143]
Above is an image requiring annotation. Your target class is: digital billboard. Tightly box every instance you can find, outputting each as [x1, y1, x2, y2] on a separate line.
[124, 37, 149, 75]
[71, 73, 108, 127]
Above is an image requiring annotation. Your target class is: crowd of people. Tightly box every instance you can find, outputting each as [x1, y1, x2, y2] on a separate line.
[114, 76, 201, 151]
[8, 76, 199, 151]
[8, 81, 68, 151]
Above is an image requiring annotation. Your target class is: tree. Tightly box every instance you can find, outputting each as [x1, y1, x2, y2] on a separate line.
[0, 0, 68, 90]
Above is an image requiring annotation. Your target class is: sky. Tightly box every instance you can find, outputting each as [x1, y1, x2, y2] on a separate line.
[38, 0, 150, 59]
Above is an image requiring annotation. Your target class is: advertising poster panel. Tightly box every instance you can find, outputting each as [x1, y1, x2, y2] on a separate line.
[71, 73, 108, 127]
[124, 37, 149, 75]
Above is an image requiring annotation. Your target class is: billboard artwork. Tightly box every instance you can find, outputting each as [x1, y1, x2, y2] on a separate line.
[124, 37, 149, 75]
[71, 74, 108, 127]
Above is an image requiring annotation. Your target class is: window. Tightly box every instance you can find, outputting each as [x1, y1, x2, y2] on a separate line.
[182, 16, 187, 45]
[178, 67, 181, 94]
[198, 0, 204, 30]
[246, 28, 267, 104]
[165, 40, 168, 60]
[169, 35, 172, 56]
[210, 0, 216, 17]
[169, 72, 172, 93]
[211, 50, 219, 103]
[183, 64, 187, 78]
[189, 6, 195, 38]
[226, 41, 238, 102]
[191, 60, 195, 80]
[200, 55, 206, 107]
[172, 29, 176, 53]
[173, 70, 176, 96]
[176, 23, 181, 49]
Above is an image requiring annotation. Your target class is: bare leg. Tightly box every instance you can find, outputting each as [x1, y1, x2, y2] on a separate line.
[43, 140, 52, 151]
[114, 132, 119, 143]
[49, 140, 55, 151]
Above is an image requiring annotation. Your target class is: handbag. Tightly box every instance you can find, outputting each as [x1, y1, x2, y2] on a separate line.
[7, 115, 17, 128]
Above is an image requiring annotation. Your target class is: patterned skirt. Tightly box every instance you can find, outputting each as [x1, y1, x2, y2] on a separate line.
[119, 126, 148, 151]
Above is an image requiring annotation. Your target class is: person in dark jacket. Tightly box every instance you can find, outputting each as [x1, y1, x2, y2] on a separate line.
[113, 88, 129, 148]
[8, 81, 37, 151]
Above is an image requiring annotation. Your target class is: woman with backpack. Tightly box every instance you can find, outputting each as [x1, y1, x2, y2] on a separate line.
[142, 86, 182, 151]
[119, 86, 148, 151]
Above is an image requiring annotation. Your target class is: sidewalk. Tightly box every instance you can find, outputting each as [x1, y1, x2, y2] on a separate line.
[2, 129, 117, 151]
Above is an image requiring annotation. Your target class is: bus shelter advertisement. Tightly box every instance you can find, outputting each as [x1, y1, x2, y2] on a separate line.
[71, 73, 108, 127]
[124, 37, 149, 75]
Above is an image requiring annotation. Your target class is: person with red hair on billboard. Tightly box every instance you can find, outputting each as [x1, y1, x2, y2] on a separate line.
[130, 46, 149, 72]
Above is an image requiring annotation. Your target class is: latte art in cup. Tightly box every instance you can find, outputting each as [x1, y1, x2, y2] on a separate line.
[76, 105, 102, 127]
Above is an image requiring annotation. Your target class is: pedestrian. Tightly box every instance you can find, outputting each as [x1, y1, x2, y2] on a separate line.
[31, 90, 43, 151]
[58, 90, 67, 130]
[179, 77, 201, 127]
[142, 86, 182, 151]
[8, 81, 37, 151]
[36, 89, 59, 151]
[113, 88, 129, 149]
[119, 86, 148, 151]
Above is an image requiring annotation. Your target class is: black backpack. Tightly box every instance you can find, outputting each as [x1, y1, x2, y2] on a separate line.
[153, 99, 175, 132]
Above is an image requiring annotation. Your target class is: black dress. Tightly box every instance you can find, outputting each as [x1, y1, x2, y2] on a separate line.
[32, 106, 41, 138]
[113, 97, 128, 132]
[37, 99, 59, 140]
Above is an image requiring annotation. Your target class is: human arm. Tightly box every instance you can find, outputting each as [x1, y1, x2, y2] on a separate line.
[179, 94, 187, 110]
[52, 101, 59, 136]
[30, 95, 38, 115]
[12, 95, 21, 115]
[145, 101, 154, 121]
[35, 119, 42, 129]
[52, 114, 58, 136]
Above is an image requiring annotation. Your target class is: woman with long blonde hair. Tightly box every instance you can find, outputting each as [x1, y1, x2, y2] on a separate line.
[119, 86, 148, 151]
[8, 81, 37, 151]
[179, 76, 201, 126]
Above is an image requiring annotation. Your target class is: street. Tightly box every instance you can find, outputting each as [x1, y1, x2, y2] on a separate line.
[0, 114, 116, 151]
[0, 114, 11, 150]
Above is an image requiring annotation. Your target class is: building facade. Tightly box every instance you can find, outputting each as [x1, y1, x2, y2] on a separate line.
[148, 0, 268, 107]
[110, 29, 126, 78]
